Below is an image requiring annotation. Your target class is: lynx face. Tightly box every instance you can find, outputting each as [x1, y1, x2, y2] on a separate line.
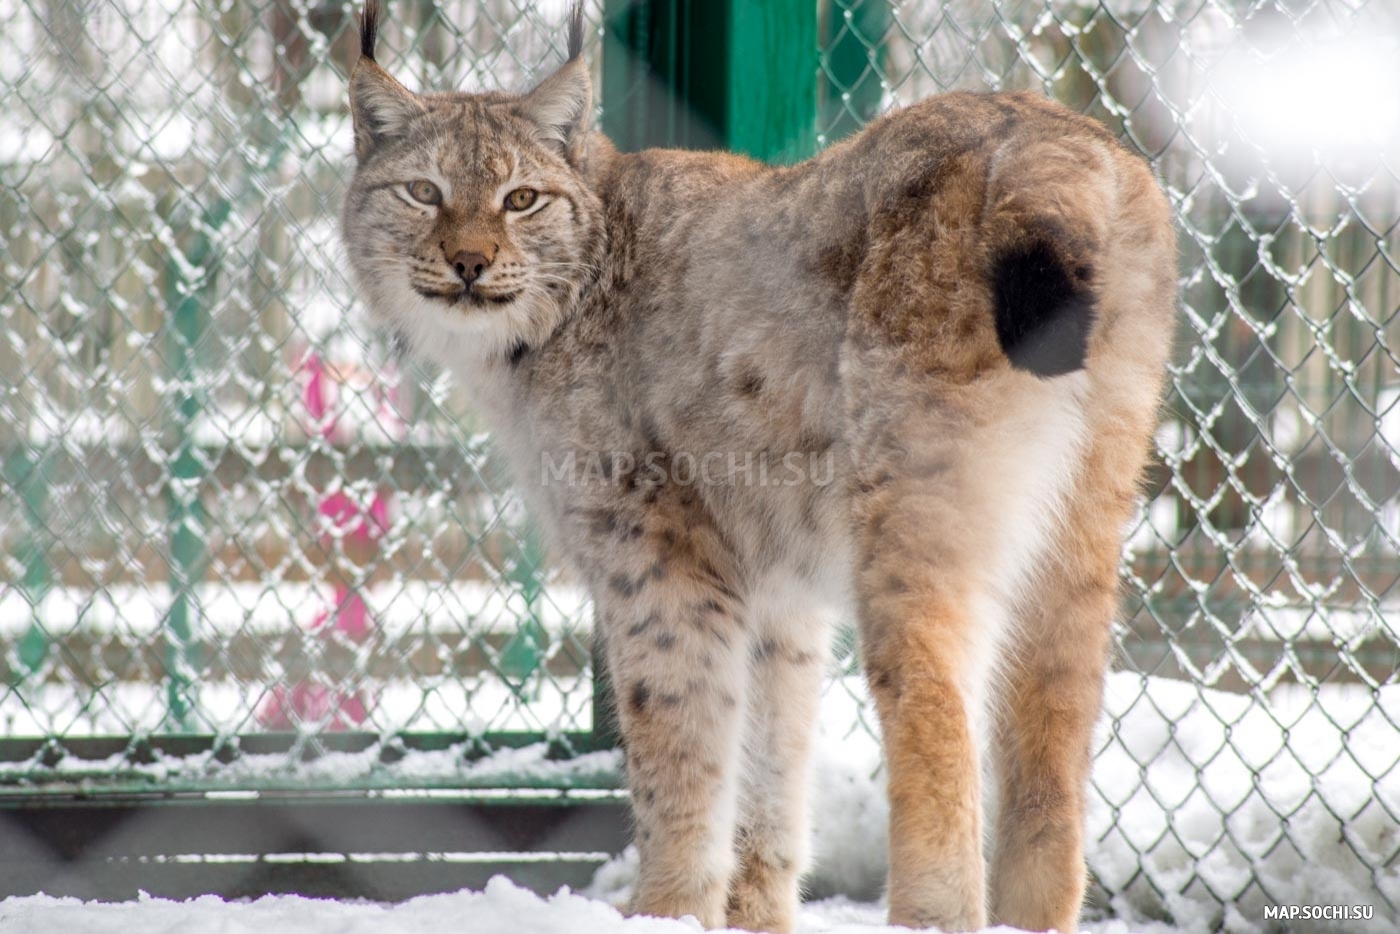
[341, 5, 603, 365]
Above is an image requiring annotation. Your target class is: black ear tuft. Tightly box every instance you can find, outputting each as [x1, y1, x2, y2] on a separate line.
[566, 2, 584, 61]
[360, 0, 380, 62]
[991, 241, 1095, 378]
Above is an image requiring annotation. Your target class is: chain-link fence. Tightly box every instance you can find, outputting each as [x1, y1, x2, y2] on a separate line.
[2, 0, 1398, 926]
[0, 0, 610, 788]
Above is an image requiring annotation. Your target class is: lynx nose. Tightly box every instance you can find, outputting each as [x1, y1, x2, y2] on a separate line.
[451, 250, 491, 285]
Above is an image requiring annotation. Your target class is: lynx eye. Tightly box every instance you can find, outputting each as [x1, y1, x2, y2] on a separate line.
[505, 188, 538, 211]
[406, 180, 441, 206]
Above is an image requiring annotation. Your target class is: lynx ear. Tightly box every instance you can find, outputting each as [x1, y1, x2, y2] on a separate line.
[349, 3, 423, 161]
[350, 62, 423, 160]
[517, 7, 591, 163]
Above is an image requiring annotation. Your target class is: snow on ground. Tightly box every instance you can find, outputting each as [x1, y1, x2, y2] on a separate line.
[1086, 675, 1400, 932]
[0, 878, 1186, 934]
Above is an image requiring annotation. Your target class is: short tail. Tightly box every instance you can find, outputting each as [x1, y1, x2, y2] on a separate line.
[990, 238, 1095, 378]
[982, 127, 1123, 380]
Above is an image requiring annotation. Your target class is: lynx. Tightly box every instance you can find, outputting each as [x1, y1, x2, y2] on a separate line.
[340, 3, 1176, 931]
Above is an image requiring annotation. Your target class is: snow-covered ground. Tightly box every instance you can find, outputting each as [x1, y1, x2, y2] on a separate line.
[0, 879, 1184, 934]
[1, 672, 1396, 932]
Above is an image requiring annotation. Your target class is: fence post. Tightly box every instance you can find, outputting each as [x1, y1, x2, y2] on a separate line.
[3, 448, 51, 681]
[602, 0, 819, 162]
[159, 198, 229, 732]
[819, 0, 889, 145]
[499, 525, 550, 701]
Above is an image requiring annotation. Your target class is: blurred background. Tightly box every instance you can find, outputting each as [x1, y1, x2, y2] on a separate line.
[0, 0, 1398, 926]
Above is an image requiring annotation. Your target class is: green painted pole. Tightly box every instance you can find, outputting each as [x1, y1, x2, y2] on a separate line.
[4, 447, 51, 681]
[498, 525, 550, 701]
[601, 0, 819, 162]
[819, 0, 889, 145]
[160, 198, 229, 732]
[726, 1, 818, 162]
[603, 0, 715, 151]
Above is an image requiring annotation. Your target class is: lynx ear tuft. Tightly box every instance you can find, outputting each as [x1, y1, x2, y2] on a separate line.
[566, 2, 584, 61]
[349, 2, 422, 161]
[349, 60, 423, 162]
[360, 0, 380, 62]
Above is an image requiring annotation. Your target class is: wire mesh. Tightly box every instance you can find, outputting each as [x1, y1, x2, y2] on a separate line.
[817, 0, 1400, 924]
[0, 0, 606, 775]
[1, 0, 1398, 926]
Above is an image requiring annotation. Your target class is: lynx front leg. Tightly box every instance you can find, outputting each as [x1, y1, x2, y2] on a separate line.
[726, 579, 835, 934]
[597, 554, 749, 928]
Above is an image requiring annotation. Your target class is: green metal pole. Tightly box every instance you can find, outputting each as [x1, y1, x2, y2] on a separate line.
[498, 525, 550, 701]
[603, 0, 715, 151]
[160, 198, 229, 732]
[601, 0, 819, 163]
[4, 447, 51, 681]
[726, 1, 818, 162]
[819, 0, 889, 145]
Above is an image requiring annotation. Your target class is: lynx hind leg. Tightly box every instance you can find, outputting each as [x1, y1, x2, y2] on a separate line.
[989, 152, 1175, 934]
[849, 376, 1091, 932]
[726, 573, 837, 934]
[594, 522, 750, 928]
[988, 370, 1167, 932]
[987, 443, 1125, 933]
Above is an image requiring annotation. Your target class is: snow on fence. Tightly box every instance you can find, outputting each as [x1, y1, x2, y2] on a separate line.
[1, 0, 1398, 929]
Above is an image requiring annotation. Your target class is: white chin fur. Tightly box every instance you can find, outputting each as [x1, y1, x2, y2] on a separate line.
[366, 272, 560, 370]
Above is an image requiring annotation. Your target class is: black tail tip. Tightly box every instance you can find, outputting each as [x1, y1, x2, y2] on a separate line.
[566, 2, 584, 60]
[360, 1, 380, 62]
[991, 241, 1094, 378]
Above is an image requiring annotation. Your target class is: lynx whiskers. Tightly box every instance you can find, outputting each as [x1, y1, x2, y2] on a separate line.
[340, 3, 1177, 932]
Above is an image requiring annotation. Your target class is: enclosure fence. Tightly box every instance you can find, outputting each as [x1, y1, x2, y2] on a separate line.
[1, 0, 1397, 927]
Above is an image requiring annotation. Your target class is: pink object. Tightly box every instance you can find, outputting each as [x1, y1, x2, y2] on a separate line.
[257, 347, 400, 731]
[299, 351, 407, 445]
[318, 489, 391, 545]
[257, 681, 369, 731]
[375, 364, 408, 441]
[302, 352, 339, 440]
[308, 586, 372, 642]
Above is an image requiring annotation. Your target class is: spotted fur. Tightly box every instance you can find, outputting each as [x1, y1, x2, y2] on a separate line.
[341, 4, 1177, 931]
